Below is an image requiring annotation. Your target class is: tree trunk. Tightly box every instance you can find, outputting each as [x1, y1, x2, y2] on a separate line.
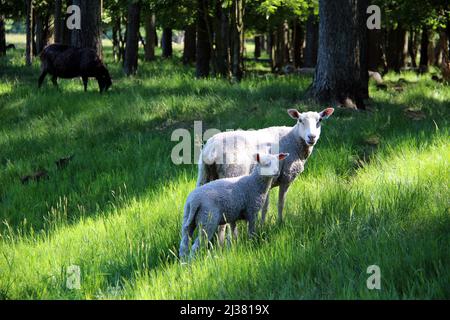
[35, 11, 51, 55]
[71, 0, 102, 57]
[25, 0, 33, 66]
[273, 21, 289, 71]
[367, 29, 386, 72]
[230, 0, 244, 81]
[196, 0, 211, 78]
[144, 13, 156, 61]
[419, 26, 429, 72]
[260, 35, 265, 51]
[123, 1, 141, 76]
[161, 28, 173, 58]
[54, 0, 63, 43]
[386, 26, 406, 72]
[183, 24, 196, 65]
[213, 2, 230, 77]
[434, 31, 447, 67]
[0, 15, 6, 57]
[254, 36, 261, 59]
[309, 0, 368, 109]
[112, 17, 121, 62]
[303, 13, 318, 68]
[292, 19, 303, 68]
[408, 30, 418, 68]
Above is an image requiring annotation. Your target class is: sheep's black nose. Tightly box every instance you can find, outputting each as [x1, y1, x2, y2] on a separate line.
[308, 134, 316, 141]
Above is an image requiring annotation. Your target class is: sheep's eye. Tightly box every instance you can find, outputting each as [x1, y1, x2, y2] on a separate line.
[298, 119, 303, 124]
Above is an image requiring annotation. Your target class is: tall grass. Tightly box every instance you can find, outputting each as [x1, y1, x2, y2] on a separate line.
[0, 38, 448, 299]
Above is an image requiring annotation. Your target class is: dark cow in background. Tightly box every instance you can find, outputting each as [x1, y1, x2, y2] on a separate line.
[38, 44, 112, 93]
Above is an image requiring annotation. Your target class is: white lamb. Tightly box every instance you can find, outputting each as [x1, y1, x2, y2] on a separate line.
[197, 108, 334, 227]
[179, 152, 289, 259]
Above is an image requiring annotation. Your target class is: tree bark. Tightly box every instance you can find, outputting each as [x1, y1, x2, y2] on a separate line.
[292, 19, 303, 68]
[196, 0, 211, 78]
[71, 0, 102, 57]
[273, 21, 289, 71]
[367, 29, 386, 72]
[213, 2, 230, 77]
[408, 30, 418, 68]
[254, 35, 261, 59]
[161, 28, 173, 58]
[183, 24, 196, 65]
[419, 26, 429, 72]
[386, 26, 406, 72]
[303, 13, 318, 68]
[0, 15, 6, 57]
[112, 17, 121, 62]
[309, 0, 368, 109]
[230, 0, 244, 81]
[25, 0, 33, 66]
[123, 1, 141, 76]
[144, 13, 156, 61]
[54, 0, 63, 43]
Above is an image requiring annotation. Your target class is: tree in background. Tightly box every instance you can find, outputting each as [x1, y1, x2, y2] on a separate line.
[123, 0, 141, 76]
[25, 0, 33, 66]
[309, 0, 368, 109]
[71, 0, 103, 57]
[0, 15, 6, 56]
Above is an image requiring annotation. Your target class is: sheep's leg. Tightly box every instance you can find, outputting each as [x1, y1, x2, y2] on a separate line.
[277, 184, 290, 223]
[38, 70, 47, 88]
[191, 213, 220, 258]
[51, 76, 58, 88]
[231, 222, 238, 239]
[261, 195, 270, 225]
[82, 76, 88, 92]
[179, 222, 195, 260]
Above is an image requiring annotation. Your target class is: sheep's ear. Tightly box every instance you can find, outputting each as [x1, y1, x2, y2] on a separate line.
[287, 109, 301, 119]
[255, 153, 261, 163]
[320, 107, 334, 120]
[278, 153, 289, 161]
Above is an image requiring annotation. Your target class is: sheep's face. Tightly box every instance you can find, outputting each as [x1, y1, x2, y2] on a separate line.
[288, 108, 334, 146]
[255, 153, 289, 176]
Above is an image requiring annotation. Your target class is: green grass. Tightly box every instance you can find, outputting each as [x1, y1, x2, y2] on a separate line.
[0, 36, 449, 300]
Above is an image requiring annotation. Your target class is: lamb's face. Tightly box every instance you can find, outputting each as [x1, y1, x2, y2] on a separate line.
[256, 153, 289, 176]
[288, 108, 334, 146]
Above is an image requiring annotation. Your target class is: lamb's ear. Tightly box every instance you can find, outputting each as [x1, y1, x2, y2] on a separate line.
[278, 153, 289, 161]
[287, 109, 301, 119]
[320, 107, 335, 120]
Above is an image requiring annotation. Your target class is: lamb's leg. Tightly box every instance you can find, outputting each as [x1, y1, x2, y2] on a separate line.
[190, 213, 220, 258]
[218, 224, 226, 246]
[38, 70, 47, 88]
[230, 222, 238, 240]
[261, 195, 270, 224]
[247, 214, 257, 237]
[277, 183, 290, 223]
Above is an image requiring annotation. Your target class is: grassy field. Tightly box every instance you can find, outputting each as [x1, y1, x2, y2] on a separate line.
[0, 35, 449, 300]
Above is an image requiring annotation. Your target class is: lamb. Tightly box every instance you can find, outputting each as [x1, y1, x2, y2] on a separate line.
[179, 152, 289, 259]
[197, 108, 334, 228]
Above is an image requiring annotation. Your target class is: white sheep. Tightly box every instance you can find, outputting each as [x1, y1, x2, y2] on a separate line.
[179, 152, 289, 259]
[197, 108, 334, 228]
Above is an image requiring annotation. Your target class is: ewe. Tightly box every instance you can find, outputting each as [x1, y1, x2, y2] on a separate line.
[197, 108, 334, 226]
[179, 153, 289, 259]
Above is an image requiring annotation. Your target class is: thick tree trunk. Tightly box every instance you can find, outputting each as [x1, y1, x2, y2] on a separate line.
[144, 13, 156, 61]
[25, 0, 33, 66]
[367, 29, 387, 72]
[71, 0, 102, 57]
[213, 2, 230, 77]
[408, 30, 418, 68]
[292, 19, 303, 68]
[35, 11, 51, 55]
[183, 24, 196, 65]
[254, 36, 261, 59]
[112, 17, 121, 62]
[123, 1, 141, 76]
[161, 28, 173, 58]
[54, 0, 63, 43]
[196, 0, 211, 78]
[260, 35, 265, 51]
[303, 13, 318, 68]
[434, 31, 447, 67]
[0, 15, 6, 56]
[273, 21, 289, 72]
[309, 0, 368, 109]
[230, 0, 244, 81]
[419, 26, 429, 72]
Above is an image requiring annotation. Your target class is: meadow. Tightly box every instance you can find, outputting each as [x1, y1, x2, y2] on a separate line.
[0, 35, 449, 299]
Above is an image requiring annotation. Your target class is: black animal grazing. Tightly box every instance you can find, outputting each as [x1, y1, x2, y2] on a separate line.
[6, 44, 16, 50]
[38, 44, 112, 93]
